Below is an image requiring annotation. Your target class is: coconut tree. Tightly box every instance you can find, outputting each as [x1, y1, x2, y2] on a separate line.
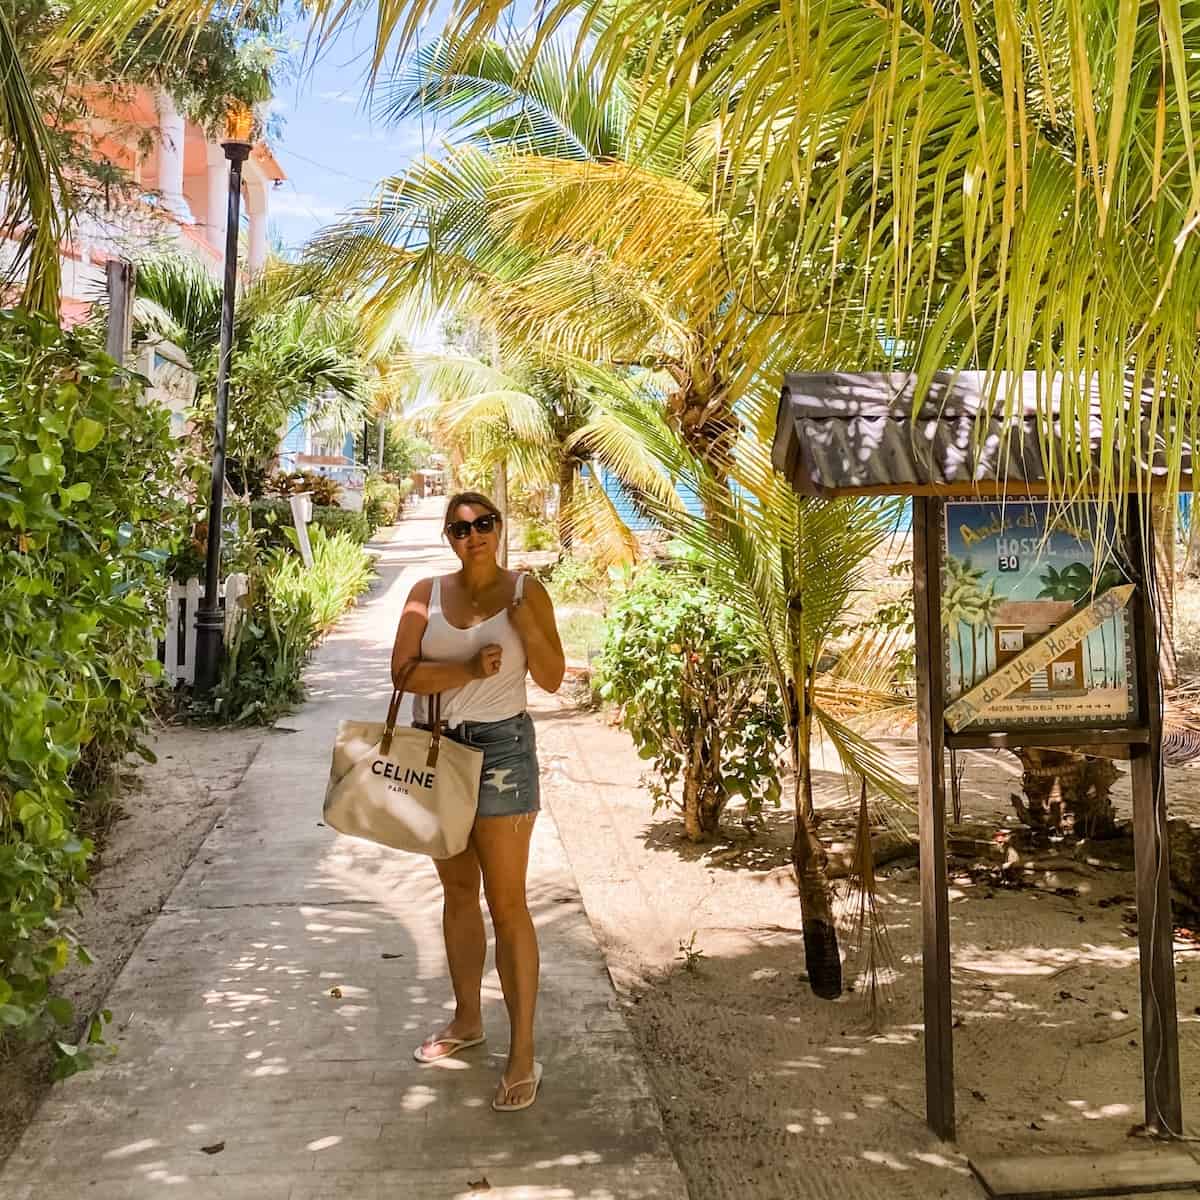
[396, 345, 682, 560]
[133, 255, 371, 494]
[69, 0, 1200, 510]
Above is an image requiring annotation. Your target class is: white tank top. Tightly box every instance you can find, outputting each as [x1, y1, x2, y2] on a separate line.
[415, 575, 528, 728]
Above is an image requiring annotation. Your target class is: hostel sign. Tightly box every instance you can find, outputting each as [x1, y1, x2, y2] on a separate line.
[941, 500, 1138, 731]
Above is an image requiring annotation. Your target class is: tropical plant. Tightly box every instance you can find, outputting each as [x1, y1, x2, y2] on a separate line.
[942, 557, 992, 688]
[0, 309, 182, 1068]
[250, 498, 372, 550]
[599, 566, 787, 837]
[594, 380, 909, 996]
[133, 255, 371, 497]
[269, 469, 343, 507]
[76, 0, 1200, 510]
[363, 476, 403, 528]
[397, 345, 681, 561]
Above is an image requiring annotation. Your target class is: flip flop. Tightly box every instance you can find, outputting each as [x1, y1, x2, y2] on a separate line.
[492, 1061, 544, 1112]
[412, 1032, 486, 1064]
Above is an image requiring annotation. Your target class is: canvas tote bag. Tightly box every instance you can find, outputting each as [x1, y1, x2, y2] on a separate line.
[323, 673, 483, 858]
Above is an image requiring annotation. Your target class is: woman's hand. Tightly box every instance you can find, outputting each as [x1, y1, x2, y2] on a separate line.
[470, 643, 504, 679]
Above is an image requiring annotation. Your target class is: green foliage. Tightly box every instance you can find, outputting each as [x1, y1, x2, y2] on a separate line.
[250, 499, 370, 550]
[597, 566, 785, 835]
[134, 257, 371, 498]
[543, 554, 607, 606]
[269, 469, 342, 507]
[521, 516, 556, 551]
[363, 476, 403, 529]
[271, 526, 376, 636]
[203, 528, 375, 725]
[0, 309, 181, 1063]
[207, 571, 315, 726]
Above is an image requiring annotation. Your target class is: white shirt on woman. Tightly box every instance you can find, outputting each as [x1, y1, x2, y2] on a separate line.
[414, 575, 528, 729]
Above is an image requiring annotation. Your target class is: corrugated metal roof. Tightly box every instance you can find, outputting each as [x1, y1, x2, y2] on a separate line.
[773, 371, 1193, 497]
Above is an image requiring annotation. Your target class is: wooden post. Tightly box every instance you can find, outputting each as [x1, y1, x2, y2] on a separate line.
[104, 259, 135, 362]
[1127, 499, 1183, 1137]
[911, 496, 956, 1140]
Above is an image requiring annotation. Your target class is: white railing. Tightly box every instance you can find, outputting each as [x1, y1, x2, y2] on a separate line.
[159, 573, 250, 686]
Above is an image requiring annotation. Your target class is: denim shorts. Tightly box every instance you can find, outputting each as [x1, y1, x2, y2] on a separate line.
[444, 712, 541, 819]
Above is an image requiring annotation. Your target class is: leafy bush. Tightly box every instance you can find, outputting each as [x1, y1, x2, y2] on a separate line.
[521, 517, 557, 552]
[597, 567, 786, 840]
[267, 470, 342, 507]
[208, 572, 316, 725]
[272, 525, 376, 635]
[0, 310, 182, 1066]
[363, 476, 402, 530]
[543, 554, 607, 606]
[250, 499, 370, 550]
[203, 526, 375, 724]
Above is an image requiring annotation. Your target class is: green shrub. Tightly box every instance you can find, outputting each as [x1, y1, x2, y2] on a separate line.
[203, 526, 375, 724]
[208, 571, 316, 725]
[363, 476, 402, 530]
[543, 554, 606, 606]
[597, 566, 785, 841]
[0, 309, 182, 1067]
[521, 517, 557, 552]
[250, 499, 370, 551]
[273, 525, 376, 636]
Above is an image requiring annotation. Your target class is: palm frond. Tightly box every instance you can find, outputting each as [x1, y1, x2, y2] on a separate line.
[0, 4, 68, 313]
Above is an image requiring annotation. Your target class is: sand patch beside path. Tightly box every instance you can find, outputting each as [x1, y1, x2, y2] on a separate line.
[533, 689, 1200, 1200]
[0, 721, 266, 1166]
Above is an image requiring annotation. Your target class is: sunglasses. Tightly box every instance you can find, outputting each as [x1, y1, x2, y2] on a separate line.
[446, 513, 499, 540]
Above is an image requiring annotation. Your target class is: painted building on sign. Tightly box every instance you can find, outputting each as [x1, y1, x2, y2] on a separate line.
[992, 600, 1086, 696]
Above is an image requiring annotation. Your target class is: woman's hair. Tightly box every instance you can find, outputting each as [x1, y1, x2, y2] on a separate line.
[443, 491, 502, 529]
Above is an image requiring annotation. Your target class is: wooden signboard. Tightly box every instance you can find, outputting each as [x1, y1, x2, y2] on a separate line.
[941, 500, 1138, 732]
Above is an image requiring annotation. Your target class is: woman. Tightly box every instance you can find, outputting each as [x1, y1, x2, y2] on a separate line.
[390, 491, 565, 1112]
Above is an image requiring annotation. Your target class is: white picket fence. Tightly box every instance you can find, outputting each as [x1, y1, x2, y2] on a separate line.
[159, 573, 250, 686]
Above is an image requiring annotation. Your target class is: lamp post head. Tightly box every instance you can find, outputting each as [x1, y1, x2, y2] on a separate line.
[221, 102, 254, 162]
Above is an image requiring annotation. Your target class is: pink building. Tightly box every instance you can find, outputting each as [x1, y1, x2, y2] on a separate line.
[11, 86, 286, 324]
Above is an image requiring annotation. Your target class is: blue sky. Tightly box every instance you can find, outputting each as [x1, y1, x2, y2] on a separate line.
[266, 11, 441, 255]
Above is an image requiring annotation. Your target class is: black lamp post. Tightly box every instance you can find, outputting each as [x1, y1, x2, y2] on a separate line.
[194, 105, 254, 696]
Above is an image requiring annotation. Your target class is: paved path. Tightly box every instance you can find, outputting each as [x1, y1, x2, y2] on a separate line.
[2, 499, 687, 1200]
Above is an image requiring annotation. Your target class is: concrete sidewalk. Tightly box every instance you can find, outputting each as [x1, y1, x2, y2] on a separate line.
[1, 499, 687, 1200]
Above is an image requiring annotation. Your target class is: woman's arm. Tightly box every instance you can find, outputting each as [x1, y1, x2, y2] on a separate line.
[390, 578, 497, 694]
[509, 575, 566, 694]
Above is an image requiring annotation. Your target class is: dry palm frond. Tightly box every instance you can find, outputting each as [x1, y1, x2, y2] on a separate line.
[841, 777, 898, 1032]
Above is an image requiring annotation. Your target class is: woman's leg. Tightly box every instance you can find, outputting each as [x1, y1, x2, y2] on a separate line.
[421, 843, 486, 1053]
[473, 814, 539, 1104]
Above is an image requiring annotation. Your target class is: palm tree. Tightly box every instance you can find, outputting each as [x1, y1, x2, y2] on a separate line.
[303, 32, 862, 514]
[596, 382, 909, 997]
[0, 2, 68, 312]
[394, 344, 686, 560]
[64, 0, 1200, 506]
[132, 255, 371, 493]
[942, 556, 988, 688]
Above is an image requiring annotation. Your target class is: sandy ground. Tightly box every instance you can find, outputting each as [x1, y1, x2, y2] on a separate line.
[0, 720, 266, 1166]
[537, 688, 1200, 1200]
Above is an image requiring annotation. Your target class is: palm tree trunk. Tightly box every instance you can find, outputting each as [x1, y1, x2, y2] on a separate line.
[558, 457, 576, 552]
[788, 681, 842, 1000]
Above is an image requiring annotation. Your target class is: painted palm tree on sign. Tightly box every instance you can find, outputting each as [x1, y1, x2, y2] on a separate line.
[942, 556, 989, 689]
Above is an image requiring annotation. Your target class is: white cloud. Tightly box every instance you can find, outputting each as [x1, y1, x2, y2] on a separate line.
[270, 190, 342, 222]
[318, 90, 358, 105]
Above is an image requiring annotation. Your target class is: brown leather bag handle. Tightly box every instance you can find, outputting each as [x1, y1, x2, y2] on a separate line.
[381, 661, 443, 767]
